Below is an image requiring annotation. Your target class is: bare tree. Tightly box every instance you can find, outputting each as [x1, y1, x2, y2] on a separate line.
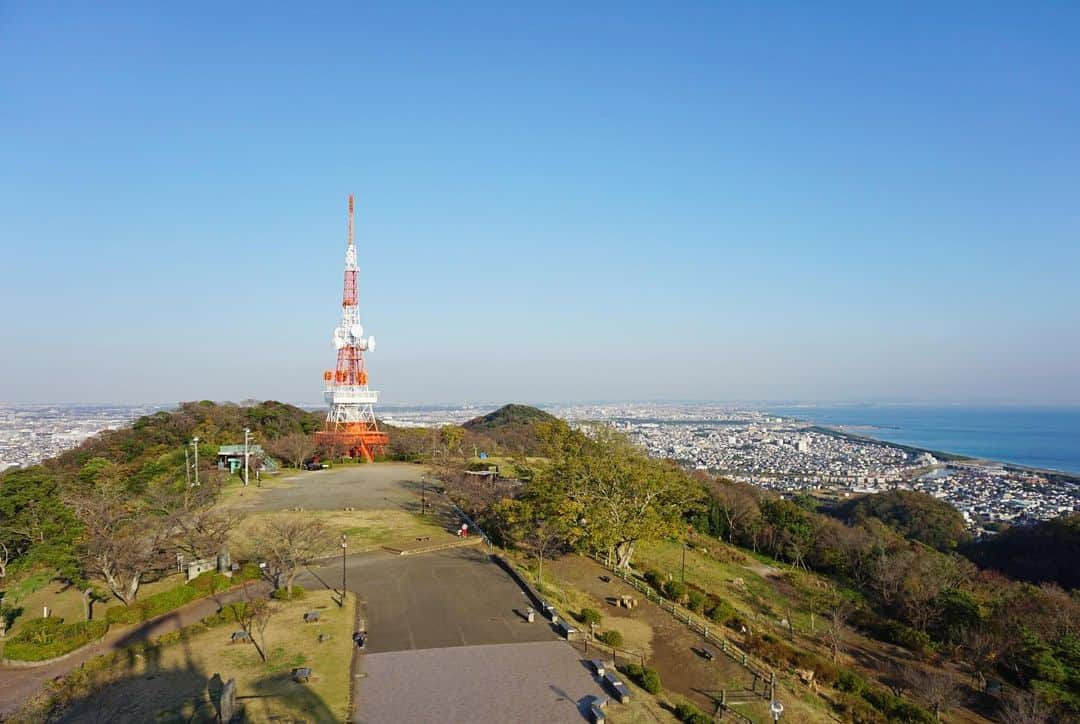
[999, 689, 1053, 724]
[68, 485, 171, 605]
[902, 665, 963, 721]
[231, 581, 272, 662]
[171, 506, 245, 562]
[826, 599, 852, 662]
[251, 514, 333, 595]
[268, 432, 316, 469]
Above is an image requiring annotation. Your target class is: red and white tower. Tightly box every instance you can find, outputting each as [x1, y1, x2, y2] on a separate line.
[315, 195, 388, 462]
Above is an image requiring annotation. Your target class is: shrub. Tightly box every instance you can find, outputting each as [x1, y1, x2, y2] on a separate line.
[662, 580, 688, 603]
[831, 692, 888, 723]
[578, 607, 602, 627]
[236, 562, 263, 581]
[836, 668, 868, 695]
[643, 570, 664, 592]
[597, 629, 623, 647]
[862, 686, 935, 723]
[187, 571, 231, 596]
[271, 586, 306, 601]
[706, 598, 738, 626]
[106, 583, 201, 624]
[3, 617, 108, 661]
[686, 590, 707, 614]
[622, 663, 662, 694]
[674, 701, 711, 724]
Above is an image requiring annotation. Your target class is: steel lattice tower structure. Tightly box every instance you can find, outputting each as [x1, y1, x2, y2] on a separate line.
[315, 195, 388, 462]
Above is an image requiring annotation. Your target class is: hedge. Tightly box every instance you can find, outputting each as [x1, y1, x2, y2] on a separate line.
[105, 570, 241, 625]
[673, 701, 711, 724]
[622, 663, 662, 694]
[3, 617, 108, 661]
[597, 629, 623, 647]
[271, 585, 306, 601]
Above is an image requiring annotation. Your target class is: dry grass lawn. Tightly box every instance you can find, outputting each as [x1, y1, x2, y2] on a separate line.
[61, 589, 356, 723]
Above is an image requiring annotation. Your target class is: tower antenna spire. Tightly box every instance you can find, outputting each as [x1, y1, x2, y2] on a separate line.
[315, 194, 388, 462]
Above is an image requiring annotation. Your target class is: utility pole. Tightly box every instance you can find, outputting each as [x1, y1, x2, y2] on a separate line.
[243, 428, 251, 487]
[421, 475, 427, 516]
[339, 533, 348, 608]
[191, 437, 200, 487]
[185, 447, 192, 487]
[681, 542, 688, 584]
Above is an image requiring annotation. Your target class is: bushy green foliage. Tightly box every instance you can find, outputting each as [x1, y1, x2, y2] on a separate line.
[836, 489, 971, 552]
[962, 514, 1080, 588]
[186, 571, 231, 596]
[621, 663, 662, 694]
[836, 668, 868, 695]
[2, 617, 108, 661]
[578, 607, 602, 627]
[661, 580, 688, 603]
[643, 569, 664, 591]
[106, 583, 201, 624]
[597, 629, 623, 647]
[706, 597, 738, 626]
[0, 467, 81, 578]
[861, 686, 936, 723]
[271, 585, 306, 601]
[673, 701, 711, 724]
[686, 589, 707, 614]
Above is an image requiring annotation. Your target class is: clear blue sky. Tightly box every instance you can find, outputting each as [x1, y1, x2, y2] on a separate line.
[2, 2, 1078, 406]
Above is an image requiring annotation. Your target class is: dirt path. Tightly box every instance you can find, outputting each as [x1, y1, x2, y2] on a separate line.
[548, 556, 763, 716]
[0, 582, 268, 719]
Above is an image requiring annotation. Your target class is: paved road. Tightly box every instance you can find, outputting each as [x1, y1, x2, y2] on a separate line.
[301, 547, 557, 654]
[232, 462, 428, 513]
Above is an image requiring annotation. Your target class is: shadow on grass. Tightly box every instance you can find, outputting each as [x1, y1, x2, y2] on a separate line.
[39, 653, 340, 723]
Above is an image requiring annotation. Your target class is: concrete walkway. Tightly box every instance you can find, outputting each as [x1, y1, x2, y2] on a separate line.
[0, 582, 268, 719]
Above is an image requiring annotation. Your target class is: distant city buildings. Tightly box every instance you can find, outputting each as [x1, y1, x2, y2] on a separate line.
[552, 403, 1080, 529]
[0, 404, 163, 469]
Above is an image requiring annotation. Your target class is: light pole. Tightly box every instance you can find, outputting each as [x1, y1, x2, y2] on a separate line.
[339, 533, 347, 608]
[243, 428, 251, 487]
[191, 437, 200, 487]
[770, 699, 784, 723]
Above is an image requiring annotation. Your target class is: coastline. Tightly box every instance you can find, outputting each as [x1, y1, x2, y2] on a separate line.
[803, 423, 1080, 486]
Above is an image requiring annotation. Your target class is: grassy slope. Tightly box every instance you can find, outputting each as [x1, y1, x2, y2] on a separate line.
[59, 589, 355, 723]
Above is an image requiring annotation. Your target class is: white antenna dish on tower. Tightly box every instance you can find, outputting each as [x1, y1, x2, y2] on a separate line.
[351, 324, 364, 340]
[367, 336, 376, 352]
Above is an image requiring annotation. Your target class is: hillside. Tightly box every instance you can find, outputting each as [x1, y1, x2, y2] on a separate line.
[461, 404, 561, 456]
[831, 489, 972, 551]
[462, 404, 557, 431]
[962, 513, 1080, 589]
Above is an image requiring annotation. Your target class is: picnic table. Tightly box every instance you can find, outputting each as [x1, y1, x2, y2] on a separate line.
[303, 611, 321, 623]
[230, 630, 251, 643]
[291, 667, 312, 683]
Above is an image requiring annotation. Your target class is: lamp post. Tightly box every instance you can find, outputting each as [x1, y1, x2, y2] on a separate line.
[339, 533, 347, 608]
[191, 437, 200, 487]
[243, 428, 251, 487]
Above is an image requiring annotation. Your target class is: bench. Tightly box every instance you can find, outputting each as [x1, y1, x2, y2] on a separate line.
[590, 704, 606, 723]
[603, 672, 631, 703]
[590, 659, 606, 677]
[556, 620, 577, 639]
[303, 611, 321, 623]
[317, 633, 333, 643]
[291, 667, 312, 683]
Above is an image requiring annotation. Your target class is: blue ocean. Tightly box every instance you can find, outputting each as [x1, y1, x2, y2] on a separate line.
[762, 404, 1080, 475]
